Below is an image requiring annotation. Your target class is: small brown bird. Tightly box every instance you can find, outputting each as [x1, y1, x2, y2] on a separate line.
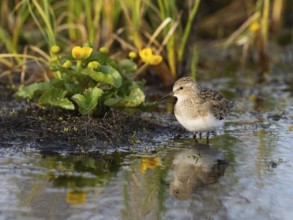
[162, 77, 233, 142]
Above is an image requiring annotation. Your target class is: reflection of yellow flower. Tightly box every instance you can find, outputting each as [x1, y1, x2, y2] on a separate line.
[139, 48, 162, 65]
[249, 21, 260, 33]
[50, 45, 60, 54]
[140, 157, 161, 173]
[72, 46, 93, 60]
[66, 190, 86, 204]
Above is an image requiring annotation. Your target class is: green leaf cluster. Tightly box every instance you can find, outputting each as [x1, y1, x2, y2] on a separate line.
[14, 47, 145, 116]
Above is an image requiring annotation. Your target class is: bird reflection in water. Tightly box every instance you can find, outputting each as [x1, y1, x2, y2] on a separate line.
[170, 143, 228, 199]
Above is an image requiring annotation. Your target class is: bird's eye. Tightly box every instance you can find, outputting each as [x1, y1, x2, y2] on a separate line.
[179, 87, 183, 90]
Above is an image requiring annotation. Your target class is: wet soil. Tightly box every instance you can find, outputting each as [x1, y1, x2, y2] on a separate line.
[0, 87, 183, 153]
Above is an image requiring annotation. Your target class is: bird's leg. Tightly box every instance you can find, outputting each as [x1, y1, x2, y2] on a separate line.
[206, 131, 210, 144]
[193, 132, 198, 143]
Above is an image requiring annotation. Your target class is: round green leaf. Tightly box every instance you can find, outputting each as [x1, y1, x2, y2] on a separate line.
[72, 87, 103, 115]
[87, 65, 122, 88]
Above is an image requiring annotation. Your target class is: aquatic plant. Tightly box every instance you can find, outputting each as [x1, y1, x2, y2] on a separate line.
[14, 45, 148, 116]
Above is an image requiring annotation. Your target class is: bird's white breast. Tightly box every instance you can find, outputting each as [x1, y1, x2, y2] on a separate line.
[175, 113, 224, 132]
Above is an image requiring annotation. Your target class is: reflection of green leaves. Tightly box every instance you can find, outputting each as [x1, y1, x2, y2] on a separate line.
[40, 151, 130, 187]
[72, 87, 103, 115]
[15, 82, 51, 99]
[105, 85, 145, 107]
[38, 88, 75, 110]
[87, 65, 122, 88]
[83, 158, 96, 169]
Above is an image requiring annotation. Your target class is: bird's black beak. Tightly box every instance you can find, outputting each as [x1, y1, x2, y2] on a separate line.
[159, 91, 174, 102]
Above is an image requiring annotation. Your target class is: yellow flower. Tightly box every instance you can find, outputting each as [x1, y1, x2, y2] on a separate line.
[249, 21, 260, 33]
[128, 51, 137, 59]
[150, 55, 163, 65]
[72, 46, 83, 59]
[82, 46, 93, 59]
[139, 48, 162, 65]
[66, 190, 86, 204]
[140, 157, 161, 173]
[99, 47, 109, 54]
[62, 60, 72, 69]
[139, 48, 152, 63]
[87, 61, 100, 70]
[50, 45, 60, 54]
[72, 46, 93, 60]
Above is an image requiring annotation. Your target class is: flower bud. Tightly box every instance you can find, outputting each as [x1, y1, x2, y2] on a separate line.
[128, 51, 137, 59]
[54, 71, 62, 79]
[50, 45, 60, 54]
[63, 60, 72, 69]
[99, 47, 109, 54]
[249, 21, 260, 33]
[87, 61, 100, 70]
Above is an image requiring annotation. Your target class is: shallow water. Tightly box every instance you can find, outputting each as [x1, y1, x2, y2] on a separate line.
[1, 60, 293, 220]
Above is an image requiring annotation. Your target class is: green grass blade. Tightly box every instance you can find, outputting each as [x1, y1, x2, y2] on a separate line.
[26, 0, 56, 47]
[178, 0, 200, 62]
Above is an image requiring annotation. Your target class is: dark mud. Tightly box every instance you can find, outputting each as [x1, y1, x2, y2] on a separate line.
[0, 88, 183, 153]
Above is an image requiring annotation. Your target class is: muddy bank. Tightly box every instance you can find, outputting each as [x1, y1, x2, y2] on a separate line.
[0, 95, 183, 153]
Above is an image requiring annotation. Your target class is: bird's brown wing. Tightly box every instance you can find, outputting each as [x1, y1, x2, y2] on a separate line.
[200, 88, 232, 120]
